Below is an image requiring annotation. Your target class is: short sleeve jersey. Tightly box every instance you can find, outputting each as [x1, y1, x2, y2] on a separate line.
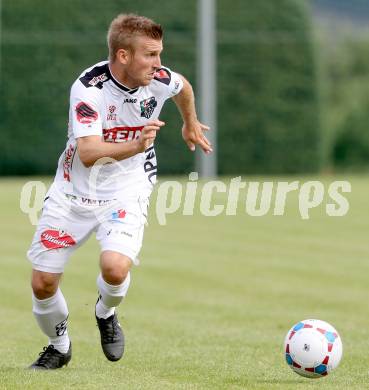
[52, 60, 183, 200]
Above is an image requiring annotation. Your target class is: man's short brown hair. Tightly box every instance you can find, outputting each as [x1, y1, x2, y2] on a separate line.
[107, 14, 163, 61]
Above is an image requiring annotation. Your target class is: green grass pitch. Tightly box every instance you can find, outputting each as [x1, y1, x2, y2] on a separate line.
[0, 175, 368, 389]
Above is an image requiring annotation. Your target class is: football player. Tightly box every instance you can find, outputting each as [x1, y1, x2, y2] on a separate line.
[27, 13, 211, 369]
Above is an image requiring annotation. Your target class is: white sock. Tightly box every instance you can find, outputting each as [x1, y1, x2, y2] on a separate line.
[95, 272, 130, 319]
[32, 288, 70, 354]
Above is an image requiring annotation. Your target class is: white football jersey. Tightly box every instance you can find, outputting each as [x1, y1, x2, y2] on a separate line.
[52, 60, 183, 200]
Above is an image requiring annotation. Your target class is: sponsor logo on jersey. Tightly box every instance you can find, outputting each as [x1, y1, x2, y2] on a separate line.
[172, 80, 181, 94]
[107, 105, 117, 121]
[79, 64, 110, 89]
[81, 197, 112, 206]
[76, 102, 98, 124]
[63, 144, 75, 182]
[112, 209, 126, 219]
[140, 96, 157, 119]
[144, 145, 157, 184]
[123, 98, 137, 104]
[41, 229, 76, 250]
[88, 73, 108, 87]
[154, 68, 171, 85]
[103, 126, 144, 143]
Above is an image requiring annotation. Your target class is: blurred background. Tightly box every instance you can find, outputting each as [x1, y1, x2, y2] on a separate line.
[1, 0, 369, 176]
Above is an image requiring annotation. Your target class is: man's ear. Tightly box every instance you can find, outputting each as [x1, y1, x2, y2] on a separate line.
[116, 48, 131, 65]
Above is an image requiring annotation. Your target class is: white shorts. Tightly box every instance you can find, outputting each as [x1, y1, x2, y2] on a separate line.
[27, 188, 148, 273]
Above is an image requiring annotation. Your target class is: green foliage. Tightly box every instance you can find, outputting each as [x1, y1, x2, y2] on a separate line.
[317, 36, 369, 170]
[217, 0, 321, 174]
[0, 0, 197, 175]
[333, 107, 369, 169]
[0, 0, 321, 174]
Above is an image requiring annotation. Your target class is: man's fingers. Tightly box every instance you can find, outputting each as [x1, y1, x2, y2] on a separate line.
[140, 126, 160, 147]
[186, 140, 195, 152]
[143, 124, 161, 130]
[146, 120, 165, 127]
[137, 122, 164, 152]
[201, 135, 212, 147]
[199, 138, 213, 153]
[142, 125, 161, 133]
[143, 130, 158, 139]
[196, 133, 212, 148]
[182, 122, 212, 153]
[185, 134, 212, 153]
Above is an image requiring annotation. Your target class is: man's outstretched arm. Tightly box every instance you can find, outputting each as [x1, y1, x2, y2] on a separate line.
[172, 75, 212, 154]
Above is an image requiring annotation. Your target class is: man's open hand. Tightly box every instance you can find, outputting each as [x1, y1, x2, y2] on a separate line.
[182, 121, 212, 154]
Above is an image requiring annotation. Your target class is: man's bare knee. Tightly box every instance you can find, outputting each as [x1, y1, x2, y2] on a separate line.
[31, 270, 62, 299]
[100, 251, 132, 285]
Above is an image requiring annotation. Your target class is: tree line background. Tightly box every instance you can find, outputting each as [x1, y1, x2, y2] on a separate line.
[0, 0, 368, 175]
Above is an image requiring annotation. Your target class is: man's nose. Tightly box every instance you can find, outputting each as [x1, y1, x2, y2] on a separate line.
[154, 56, 161, 69]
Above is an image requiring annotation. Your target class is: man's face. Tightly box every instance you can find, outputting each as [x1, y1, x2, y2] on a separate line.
[124, 36, 163, 87]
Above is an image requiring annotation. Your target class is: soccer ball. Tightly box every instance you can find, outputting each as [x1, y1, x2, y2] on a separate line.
[284, 319, 342, 378]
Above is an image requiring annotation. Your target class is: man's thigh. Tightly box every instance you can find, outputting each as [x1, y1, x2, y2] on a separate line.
[96, 197, 148, 265]
[27, 195, 96, 273]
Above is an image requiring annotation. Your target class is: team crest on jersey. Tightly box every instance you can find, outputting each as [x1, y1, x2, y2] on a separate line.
[140, 96, 157, 119]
